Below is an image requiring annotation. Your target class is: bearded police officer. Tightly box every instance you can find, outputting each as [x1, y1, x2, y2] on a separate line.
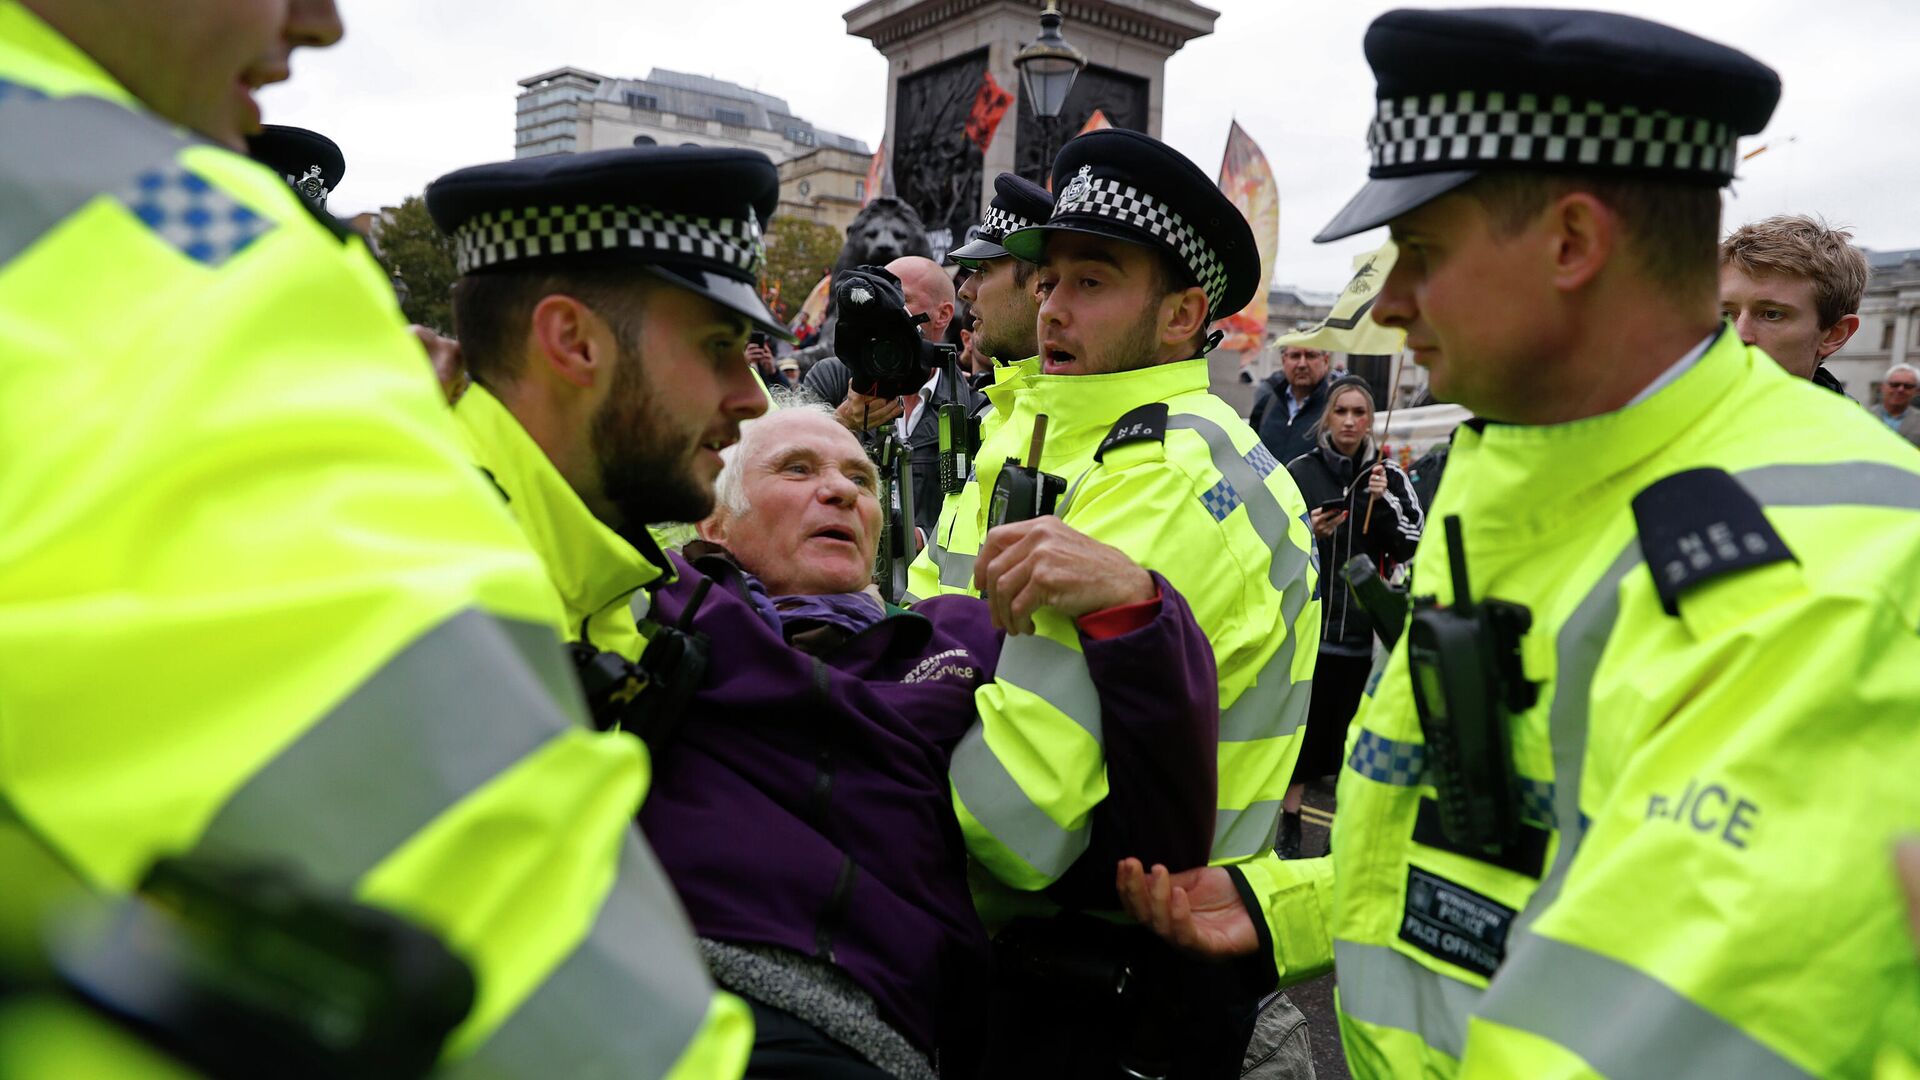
[1119, 9, 1920, 1077]
[905, 172, 1052, 602]
[0, 3, 748, 1076]
[916, 129, 1320, 1075]
[426, 146, 785, 667]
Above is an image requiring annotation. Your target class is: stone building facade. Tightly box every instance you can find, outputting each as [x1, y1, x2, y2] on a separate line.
[1830, 247, 1920, 403]
[513, 67, 871, 230]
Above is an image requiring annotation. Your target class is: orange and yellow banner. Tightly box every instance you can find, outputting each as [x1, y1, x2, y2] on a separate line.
[790, 272, 832, 334]
[1213, 121, 1278, 353]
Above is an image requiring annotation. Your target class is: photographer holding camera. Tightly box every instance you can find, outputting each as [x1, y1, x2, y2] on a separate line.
[804, 257, 981, 537]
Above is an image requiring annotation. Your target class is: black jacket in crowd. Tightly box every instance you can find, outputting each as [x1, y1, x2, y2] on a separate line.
[1285, 434, 1424, 656]
[802, 355, 984, 538]
[1250, 373, 1331, 469]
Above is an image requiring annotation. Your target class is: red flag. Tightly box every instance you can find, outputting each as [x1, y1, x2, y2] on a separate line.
[964, 71, 1014, 153]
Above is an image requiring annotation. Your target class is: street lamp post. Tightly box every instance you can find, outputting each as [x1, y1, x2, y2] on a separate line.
[1013, 2, 1088, 175]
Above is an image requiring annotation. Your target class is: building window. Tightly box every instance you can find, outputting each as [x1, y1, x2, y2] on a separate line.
[1885, 322, 1897, 351]
[855, 179, 866, 202]
[624, 91, 657, 111]
[633, 135, 657, 146]
[786, 127, 816, 147]
[714, 108, 748, 126]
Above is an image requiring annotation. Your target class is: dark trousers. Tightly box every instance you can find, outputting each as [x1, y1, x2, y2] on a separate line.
[1291, 651, 1375, 785]
[978, 915, 1262, 1080]
[744, 1002, 893, 1080]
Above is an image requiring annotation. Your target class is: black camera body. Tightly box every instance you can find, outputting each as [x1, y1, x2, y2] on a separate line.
[832, 265, 944, 399]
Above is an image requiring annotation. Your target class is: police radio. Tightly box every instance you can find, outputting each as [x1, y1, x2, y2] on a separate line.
[934, 344, 973, 495]
[987, 414, 1066, 528]
[873, 433, 917, 605]
[1405, 515, 1536, 855]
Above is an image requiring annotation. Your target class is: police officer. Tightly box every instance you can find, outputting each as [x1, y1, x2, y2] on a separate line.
[0, 3, 747, 1075]
[247, 123, 344, 214]
[1120, 9, 1920, 1076]
[904, 172, 1052, 602]
[948, 171, 1051, 368]
[918, 129, 1321, 1075]
[423, 146, 783, 737]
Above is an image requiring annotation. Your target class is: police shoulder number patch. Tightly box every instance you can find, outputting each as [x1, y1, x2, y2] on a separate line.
[1631, 468, 1795, 617]
[1094, 402, 1168, 462]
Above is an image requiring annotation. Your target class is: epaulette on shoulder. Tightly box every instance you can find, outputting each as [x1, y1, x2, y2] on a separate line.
[1631, 467, 1795, 616]
[1095, 402, 1168, 462]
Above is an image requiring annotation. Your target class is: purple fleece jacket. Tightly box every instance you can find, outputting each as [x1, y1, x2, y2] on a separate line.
[640, 546, 1218, 1061]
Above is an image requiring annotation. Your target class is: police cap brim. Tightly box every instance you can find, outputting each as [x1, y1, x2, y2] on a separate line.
[1313, 170, 1477, 243]
[946, 237, 1010, 267]
[644, 264, 796, 344]
[1000, 217, 1149, 268]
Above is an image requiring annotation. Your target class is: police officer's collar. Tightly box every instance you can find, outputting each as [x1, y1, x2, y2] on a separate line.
[454, 385, 672, 616]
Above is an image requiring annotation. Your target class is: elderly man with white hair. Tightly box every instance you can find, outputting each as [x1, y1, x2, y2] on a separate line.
[636, 397, 1222, 1078]
[1872, 362, 1920, 448]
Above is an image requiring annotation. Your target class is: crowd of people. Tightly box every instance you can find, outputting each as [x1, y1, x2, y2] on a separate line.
[3, 2, 1920, 1079]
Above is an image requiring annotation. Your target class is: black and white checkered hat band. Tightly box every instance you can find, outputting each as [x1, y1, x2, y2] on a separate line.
[1368, 91, 1737, 179]
[979, 204, 1038, 244]
[1054, 177, 1228, 312]
[453, 204, 764, 277]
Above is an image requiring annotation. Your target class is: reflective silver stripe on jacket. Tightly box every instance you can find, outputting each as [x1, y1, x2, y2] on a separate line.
[1, 86, 274, 267]
[455, 831, 718, 1079]
[1335, 939, 1480, 1060]
[192, 609, 585, 880]
[949, 633, 1101, 880]
[1168, 414, 1317, 862]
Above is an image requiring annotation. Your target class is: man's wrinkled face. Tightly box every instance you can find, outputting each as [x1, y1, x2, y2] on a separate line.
[62, 0, 344, 151]
[1281, 347, 1330, 393]
[1883, 370, 1918, 414]
[1375, 192, 1557, 421]
[1035, 232, 1167, 376]
[592, 286, 766, 527]
[1718, 265, 1831, 380]
[709, 411, 882, 596]
[956, 256, 1039, 363]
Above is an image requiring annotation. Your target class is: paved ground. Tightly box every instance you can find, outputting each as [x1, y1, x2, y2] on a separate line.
[1282, 777, 1349, 1080]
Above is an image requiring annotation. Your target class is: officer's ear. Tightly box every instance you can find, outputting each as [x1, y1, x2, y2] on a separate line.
[1544, 191, 1616, 294]
[1159, 285, 1211, 355]
[528, 294, 617, 390]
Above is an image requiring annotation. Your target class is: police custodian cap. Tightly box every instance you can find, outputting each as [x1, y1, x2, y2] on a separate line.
[1315, 8, 1782, 242]
[247, 125, 344, 210]
[948, 172, 1054, 267]
[426, 145, 792, 341]
[1003, 128, 1262, 321]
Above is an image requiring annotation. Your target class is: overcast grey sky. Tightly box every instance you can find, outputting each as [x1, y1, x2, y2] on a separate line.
[259, 0, 1920, 293]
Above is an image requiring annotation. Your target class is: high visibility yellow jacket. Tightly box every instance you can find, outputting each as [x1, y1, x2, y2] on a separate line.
[1257, 327, 1920, 1077]
[0, 6, 747, 1076]
[457, 385, 668, 659]
[909, 357, 1321, 898]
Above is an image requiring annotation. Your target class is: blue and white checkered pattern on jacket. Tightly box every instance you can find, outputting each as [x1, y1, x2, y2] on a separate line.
[120, 167, 270, 267]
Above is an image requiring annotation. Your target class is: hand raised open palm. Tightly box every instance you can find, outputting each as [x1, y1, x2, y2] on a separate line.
[1116, 858, 1260, 959]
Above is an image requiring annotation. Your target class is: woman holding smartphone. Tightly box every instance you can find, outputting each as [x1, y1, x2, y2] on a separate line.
[1279, 375, 1425, 858]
